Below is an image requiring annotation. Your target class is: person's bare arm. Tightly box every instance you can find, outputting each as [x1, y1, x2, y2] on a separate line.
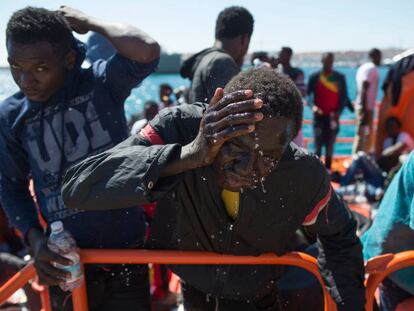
[382, 141, 406, 158]
[58, 6, 160, 63]
[27, 228, 72, 285]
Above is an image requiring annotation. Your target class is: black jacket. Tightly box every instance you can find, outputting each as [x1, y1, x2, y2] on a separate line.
[308, 70, 350, 114]
[62, 103, 365, 310]
[383, 53, 414, 105]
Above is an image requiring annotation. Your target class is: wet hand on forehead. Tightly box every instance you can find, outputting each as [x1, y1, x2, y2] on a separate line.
[189, 88, 264, 167]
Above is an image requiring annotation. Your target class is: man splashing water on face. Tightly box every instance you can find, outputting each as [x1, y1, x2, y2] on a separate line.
[62, 68, 365, 311]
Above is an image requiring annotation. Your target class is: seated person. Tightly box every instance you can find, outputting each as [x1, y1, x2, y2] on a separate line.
[62, 68, 365, 311]
[362, 151, 414, 310]
[336, 117, 414, 199]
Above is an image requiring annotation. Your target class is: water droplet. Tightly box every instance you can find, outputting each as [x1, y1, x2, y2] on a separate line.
[201, 176, 207, 181]
[210, 234, 215, 239]
[260, 177, 267, 193]
[254, 143, 259, 149]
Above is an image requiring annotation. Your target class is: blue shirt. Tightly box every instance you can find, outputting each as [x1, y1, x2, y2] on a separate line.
[362, 151, 414, 294]
[0, 41, 158, 248]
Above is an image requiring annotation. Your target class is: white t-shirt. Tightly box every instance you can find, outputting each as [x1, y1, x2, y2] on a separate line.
[355, 62, 379, 111]
[383, 132, 414, 154]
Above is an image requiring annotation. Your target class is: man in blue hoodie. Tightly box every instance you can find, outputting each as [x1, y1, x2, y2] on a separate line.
[0, 6, 159, 310]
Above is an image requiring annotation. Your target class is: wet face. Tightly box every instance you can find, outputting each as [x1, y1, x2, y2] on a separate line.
[7, 40, 73, 103]
[213, 117, 295, 191]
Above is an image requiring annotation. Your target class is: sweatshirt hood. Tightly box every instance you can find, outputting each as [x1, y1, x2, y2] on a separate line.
[180, 47, 224, 80]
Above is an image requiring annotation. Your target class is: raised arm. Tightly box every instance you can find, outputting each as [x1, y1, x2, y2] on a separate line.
[58, 6, 160, 63]
[62, 89, 263, 211]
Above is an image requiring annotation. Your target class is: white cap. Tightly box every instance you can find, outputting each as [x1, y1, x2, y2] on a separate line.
[50, 221, 63, 233]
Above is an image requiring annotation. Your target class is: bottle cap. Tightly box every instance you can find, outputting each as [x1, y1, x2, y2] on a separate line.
[50, 221, 63, 233]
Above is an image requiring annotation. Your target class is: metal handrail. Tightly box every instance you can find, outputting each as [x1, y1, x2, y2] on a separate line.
[365, 251, 414, 311]
[0, 249, 338, 311]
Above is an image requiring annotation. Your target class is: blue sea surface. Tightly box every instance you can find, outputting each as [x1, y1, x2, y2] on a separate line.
[0, 66, 388, 154]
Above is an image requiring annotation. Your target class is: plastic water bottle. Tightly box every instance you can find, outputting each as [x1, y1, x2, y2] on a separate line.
[47, 221, 84, 291]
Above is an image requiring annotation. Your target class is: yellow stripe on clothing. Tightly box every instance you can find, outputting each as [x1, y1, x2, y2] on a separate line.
[221, 189, 240, 220]
[320, 73, 339, 93]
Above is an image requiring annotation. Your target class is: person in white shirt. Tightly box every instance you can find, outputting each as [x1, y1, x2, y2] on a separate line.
[353, 48, 382, 154]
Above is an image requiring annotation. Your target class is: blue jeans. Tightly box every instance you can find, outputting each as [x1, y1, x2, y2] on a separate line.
[341, 155, 384, 188]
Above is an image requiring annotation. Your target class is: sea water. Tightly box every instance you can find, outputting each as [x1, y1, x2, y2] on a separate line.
[0, 66, 389, 155]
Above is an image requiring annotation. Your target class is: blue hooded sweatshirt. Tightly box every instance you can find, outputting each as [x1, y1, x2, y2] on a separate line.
[362, 151, 414, 295]
[0, 40, 158, 249]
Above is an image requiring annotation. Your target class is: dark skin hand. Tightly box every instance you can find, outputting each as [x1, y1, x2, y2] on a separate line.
[160, 88, 263, 177]
[27, 228, 72, 285]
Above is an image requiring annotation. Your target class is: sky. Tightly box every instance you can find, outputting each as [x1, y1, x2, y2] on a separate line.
[0, 0, 413, 66]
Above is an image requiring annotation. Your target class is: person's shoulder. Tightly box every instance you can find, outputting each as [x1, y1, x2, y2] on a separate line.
[205, 50, 237, 69]
[399, 132, 414, 143]
[358, 62, 375, 73]
[333, 70, 345, 79]
[292, 66, 304, 75]
[0, 92, 27, 126]
[157, 102, 207, 121]
[279, 144, 329, 193]
[284, 143, 326, 171]
[149, 103, 208, 131]
[149, 103, 206, 143]
[308, 71, 320, 80]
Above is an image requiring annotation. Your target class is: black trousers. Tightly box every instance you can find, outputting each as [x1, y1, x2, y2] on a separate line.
[49, 264, 150, 311]
[182, 281, 283, 311]
[313, 115, 339, 169]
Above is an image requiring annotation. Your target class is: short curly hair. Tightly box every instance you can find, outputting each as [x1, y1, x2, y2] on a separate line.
[224, 68, 303, 136]
[215, 6, 254, 40]
[6, 6, 74, 53]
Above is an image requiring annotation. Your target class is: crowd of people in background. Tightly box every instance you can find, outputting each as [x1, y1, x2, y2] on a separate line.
[0, 4, 414, 311]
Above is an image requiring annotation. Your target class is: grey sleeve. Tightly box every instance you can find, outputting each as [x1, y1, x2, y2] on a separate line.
[61, 135, 182, 211]
[204, 56, 239, 102]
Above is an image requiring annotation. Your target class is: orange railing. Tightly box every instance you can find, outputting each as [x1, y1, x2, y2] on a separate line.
[365, 251, 414, 311]
[302, 118, 357, 150]
[2, 249, 414, 310]
[0, 249, 337, 311]
[302, 117, 380, 150]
